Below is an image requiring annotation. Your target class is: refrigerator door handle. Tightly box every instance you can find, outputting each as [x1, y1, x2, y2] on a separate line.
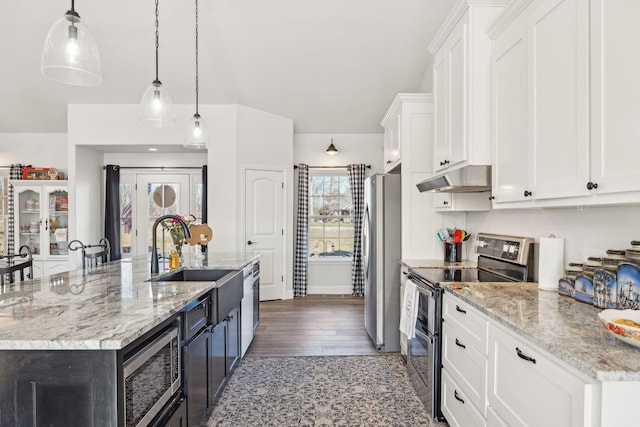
[362, 206, 370, 282]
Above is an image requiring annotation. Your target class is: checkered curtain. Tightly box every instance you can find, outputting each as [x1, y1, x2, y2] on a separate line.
[293, 164, 309, 297]
[4, 164, 24, 283]
[348, 164, 366, 296]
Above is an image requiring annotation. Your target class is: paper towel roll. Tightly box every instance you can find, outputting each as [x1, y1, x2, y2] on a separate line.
[538, 236, 564, 291]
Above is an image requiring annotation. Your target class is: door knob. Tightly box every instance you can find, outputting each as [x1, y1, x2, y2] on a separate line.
[247, 240, 256, 245]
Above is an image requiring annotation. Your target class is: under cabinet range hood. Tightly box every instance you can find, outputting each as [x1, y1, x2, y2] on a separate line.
[416, 165, 492, 193]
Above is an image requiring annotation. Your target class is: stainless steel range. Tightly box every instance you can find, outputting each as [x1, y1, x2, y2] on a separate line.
[406, 233, 535, 421]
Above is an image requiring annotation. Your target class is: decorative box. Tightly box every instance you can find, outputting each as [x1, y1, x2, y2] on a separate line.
[22, 167, 65, 180]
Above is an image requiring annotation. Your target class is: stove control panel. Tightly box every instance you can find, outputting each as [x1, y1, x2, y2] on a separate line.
[475, 233, 534, 265]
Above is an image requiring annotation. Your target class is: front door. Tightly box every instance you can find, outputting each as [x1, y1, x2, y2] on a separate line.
[135, 174, 191, 259]
[244, 169, 285, 301]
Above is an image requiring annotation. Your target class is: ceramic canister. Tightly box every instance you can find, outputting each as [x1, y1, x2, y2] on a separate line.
[617, 263, 640, 310]
[593, 268, 617, 309]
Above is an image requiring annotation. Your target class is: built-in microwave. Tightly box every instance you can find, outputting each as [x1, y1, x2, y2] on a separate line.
[123, 325, 181, 427]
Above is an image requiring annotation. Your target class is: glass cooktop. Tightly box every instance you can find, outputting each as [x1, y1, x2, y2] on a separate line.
[409, 267, 515, 285]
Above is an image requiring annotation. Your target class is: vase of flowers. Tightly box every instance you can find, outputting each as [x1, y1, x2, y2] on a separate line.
[160, 214, 197, 257]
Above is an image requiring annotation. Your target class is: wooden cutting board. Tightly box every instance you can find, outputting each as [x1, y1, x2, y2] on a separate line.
[186, 224, 213, 246]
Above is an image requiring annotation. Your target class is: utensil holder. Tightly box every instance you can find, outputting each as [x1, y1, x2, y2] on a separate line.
[445, 242, 462, 263]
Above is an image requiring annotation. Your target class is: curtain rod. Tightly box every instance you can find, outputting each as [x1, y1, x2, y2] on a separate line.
[102, 166, 203, 170]
[294, 165, 371, 169]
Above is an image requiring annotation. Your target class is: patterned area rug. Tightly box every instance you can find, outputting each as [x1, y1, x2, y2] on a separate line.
[208, 355, 448, 427]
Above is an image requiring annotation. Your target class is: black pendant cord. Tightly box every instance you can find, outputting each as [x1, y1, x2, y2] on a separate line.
[154, 0, 160, 83]
[195, 0, 200, 116]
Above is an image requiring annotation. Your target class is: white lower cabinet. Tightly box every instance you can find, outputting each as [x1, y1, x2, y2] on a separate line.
[488, 323, 597, 427]
[443, 292, 598, 427]
[442, 293, 489, 425]
[442, 369, 487, 427]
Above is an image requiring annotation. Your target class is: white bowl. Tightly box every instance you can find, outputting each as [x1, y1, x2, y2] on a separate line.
[598, 309, 640, 348]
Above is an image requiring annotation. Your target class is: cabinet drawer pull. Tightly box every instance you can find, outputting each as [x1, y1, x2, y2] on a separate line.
[515, 347, 536, 364]
[455, 338, 466, 349]
[454, 390, 465, 404]
[455, 305, 466, 314]
[524, 190, 532, 197]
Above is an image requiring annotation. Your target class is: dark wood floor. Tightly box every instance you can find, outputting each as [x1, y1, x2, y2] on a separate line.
[246, 295, 379, 356]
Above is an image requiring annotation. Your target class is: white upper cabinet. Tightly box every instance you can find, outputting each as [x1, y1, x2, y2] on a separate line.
[490, 0, 640, 207]
[590, 0, 640, 194]
[491, 13, 529, 203]
[528, 0, 590, 200]
[381, 93, 437, 259]
[430, 0, 510, 173]
[383, 113, 401, 173]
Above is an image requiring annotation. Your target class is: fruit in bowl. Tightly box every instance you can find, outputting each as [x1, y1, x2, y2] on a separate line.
[598, 309, 640, 348]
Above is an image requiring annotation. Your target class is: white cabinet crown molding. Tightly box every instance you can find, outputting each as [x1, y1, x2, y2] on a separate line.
[487, 0, 535, 39]
[380, 93, 432, 127]
[428, 0, 512, 54]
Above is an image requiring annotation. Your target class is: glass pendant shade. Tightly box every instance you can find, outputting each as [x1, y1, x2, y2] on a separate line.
[184, 114, 209, 149]
[139, 81, 175, 127]
[41, 12, 102, 86]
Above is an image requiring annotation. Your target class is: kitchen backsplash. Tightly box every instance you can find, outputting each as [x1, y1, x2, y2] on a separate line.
[466, 204, 640, 264]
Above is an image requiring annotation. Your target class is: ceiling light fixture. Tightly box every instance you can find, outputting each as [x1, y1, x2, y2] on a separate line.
[184, 0, 209, 149]
[326, 139, 338, 155]
[41, 0, 102, 86]
[140, 0, 175, 128]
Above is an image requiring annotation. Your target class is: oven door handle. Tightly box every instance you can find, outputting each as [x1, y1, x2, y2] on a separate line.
[413, 328, 434, 344]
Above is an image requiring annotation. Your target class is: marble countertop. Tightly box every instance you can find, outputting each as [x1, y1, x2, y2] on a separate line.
[401, 259, 477, 269]
[442, 282, 640, 382]
[0, 252, 258, 351]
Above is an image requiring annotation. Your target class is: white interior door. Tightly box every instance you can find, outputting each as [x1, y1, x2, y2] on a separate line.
[135, 174, 191, 259]
[245, 169, 285, 301]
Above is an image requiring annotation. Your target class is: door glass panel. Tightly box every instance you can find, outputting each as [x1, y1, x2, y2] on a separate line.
[18, 189, 41, 256]
[120, 183, 133, 256]
[147, 183, 180, 257]
[194, 182, 203, 222]
[48, 190, 69, 256]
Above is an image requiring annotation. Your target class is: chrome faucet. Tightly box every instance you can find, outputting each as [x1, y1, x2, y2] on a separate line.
[150, 214, 192, 274]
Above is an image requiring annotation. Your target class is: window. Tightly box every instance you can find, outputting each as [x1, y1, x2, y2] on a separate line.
[308, 170, 353, 259]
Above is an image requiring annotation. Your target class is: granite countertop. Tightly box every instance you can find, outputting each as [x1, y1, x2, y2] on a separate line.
[0, 252, 258, 351]
[402, 259, 477, 269]
[442, 281, 640, 382]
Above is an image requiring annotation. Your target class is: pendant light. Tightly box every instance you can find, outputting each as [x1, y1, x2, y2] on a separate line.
[41, 0, 102, 86]
[140, 0, 175, 127]
[326, 139, 338, 155]
[184, 0, 209, 148]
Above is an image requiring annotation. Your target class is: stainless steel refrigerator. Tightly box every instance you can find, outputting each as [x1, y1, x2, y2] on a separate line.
[363, 173, 401, 352]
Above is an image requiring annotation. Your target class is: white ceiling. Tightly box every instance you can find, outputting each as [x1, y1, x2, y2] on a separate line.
[0, 0, 453, 134]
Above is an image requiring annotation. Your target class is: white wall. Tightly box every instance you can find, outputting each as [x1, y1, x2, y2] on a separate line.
[294, 133, 383, 294]
[466, 205, 640, 267]
[0, 133, 68, 172]
[417, 57, 434, 93]
[71, 146, 104, 269]
[237, 106, 294, 298]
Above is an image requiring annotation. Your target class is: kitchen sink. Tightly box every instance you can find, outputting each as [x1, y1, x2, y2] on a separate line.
[149, 269, 235, 282]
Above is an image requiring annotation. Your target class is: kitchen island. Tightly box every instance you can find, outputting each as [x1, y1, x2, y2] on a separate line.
[441, 281, 640, 427]
[0, 252, 258, 426]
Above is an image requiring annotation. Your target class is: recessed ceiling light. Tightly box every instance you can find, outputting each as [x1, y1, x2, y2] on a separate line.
[148, 148, 158, 152]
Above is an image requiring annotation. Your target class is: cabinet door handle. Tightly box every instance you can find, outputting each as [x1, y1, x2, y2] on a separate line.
[515, 347, 536, 364]
[455, 338, 466, 349]
[455, 305, 466, 314]
[586, 181, 598, 190]
[247, 240, 257, 245]
[443, 201, 449, 205]
[386, 160, 392, 164]
[454, 390, 465, 404]
[524, 190, 532, 197]
[488, 196, 495, 201]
